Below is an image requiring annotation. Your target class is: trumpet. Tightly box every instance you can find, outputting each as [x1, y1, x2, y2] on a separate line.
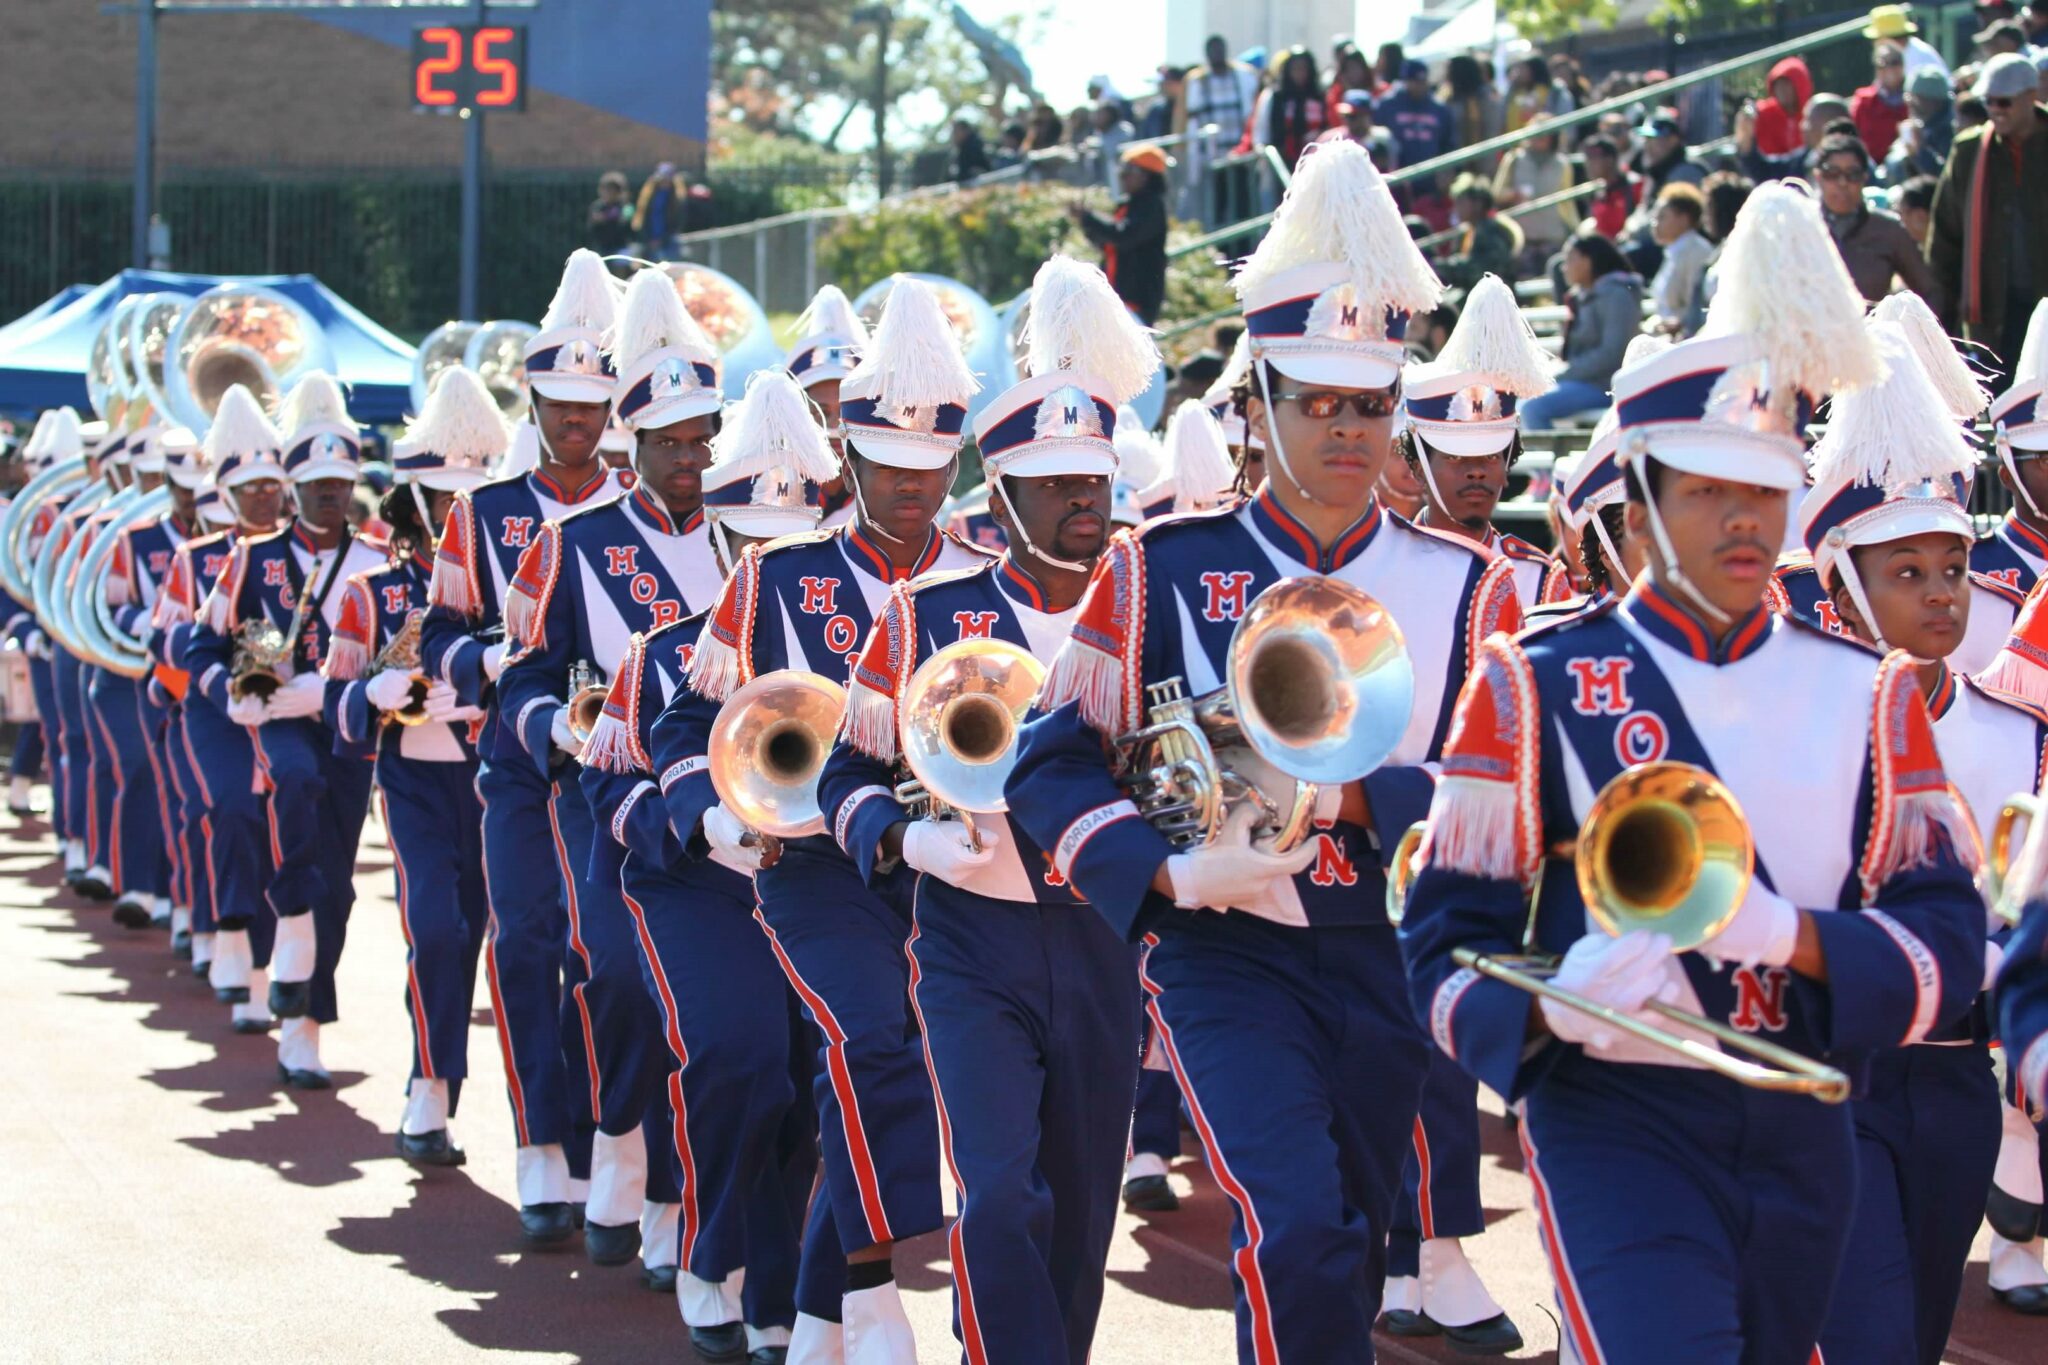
[706, 670, 847, 839]
[229, 589, 315, 703]
[891, 638, 1046, 852]
[374, 612, 432, 727]
[1112, 576, 1414, 853]
[1387, 761, 1851, 1103]
[565, 658, 609, 745]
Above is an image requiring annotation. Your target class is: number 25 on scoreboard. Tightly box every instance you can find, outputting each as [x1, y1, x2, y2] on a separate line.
[411, 24, 528, 113]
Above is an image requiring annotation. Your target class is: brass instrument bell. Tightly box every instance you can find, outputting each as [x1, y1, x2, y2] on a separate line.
[893, 638, 1046, 849]
[566, 659, 609, 744]
[707, 670, 848, 839]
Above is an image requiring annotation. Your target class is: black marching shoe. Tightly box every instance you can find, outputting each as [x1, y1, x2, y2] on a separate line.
[1994, 1284, 2048, 1315]
[172, 928, 192, 958]
[584, 1220, 640, 1266]
[214, 985, 250, 1005]
[1987, 1184, 2043, 1243]
[74, 870, 113, 901]
[230, 1016, 274, 1036]
[395, 1129, 467, 1168]
[519, 1202, 576, 1247]
[689, 1322, 747, 1361]
[1122, 1173, 1179, 1212]
[1379, 1310, 1522, 1355]
[641, 1263, 677, 1293]
[111, 897, 153, 929]
[749, 1350, 787, 1365]
[268, 978, 312, 1019]
[276, 1061, 332, 1091]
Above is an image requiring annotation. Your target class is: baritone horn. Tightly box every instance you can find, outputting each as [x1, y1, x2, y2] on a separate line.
[1113, 575, 1413, 854]
[374, 612, 432, 727]
[565, 659, 609, 744]
[1387, 761, 1851, 1103]
[707, 670, 848, 839]
[892, 638, 1046, 851]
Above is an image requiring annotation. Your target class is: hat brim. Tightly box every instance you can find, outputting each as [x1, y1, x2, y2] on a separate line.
[417, 469, 490, 492]
[989, 444, 1118, 480]
[1814, 501, 1972, 582]
[1410, 419, 1517, 457]
[2003, 424, 2048, 453]
[846, 431, 959, 471]
[131, 455, 168, 474]
[166, 468, 207, 490]
[1267, 350, 1403, 391]
[711, 507, 822, 540]
[530, 376, 617, 405]
[1624, 431, 1806, 492]
[293, 460, 360, 484]
[221, 465, 286, 489]
[627, 393, 723, 432]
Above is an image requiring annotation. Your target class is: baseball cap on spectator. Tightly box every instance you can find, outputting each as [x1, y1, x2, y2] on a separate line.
[1120, 142, 1173, 175]
[1639, 112, 1683, 140]
[1978, 17, 2028, 47]
[1338, 88, 1374, 115]
[1976, 51, 2038, 99]
[1910, 68, 1953, 102]
[1400, 58, 1429, 81]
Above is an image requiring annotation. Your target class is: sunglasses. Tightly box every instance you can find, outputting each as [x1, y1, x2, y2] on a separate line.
[1269, 387, 1403, 419]
[1985, 96, 2018, 110]
[1818, 165, 1868, 182]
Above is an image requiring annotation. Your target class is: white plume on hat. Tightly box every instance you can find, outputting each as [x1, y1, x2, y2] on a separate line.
[1700, 181, 1884, 400]
[275, 369, 352, 434]
[202, 384, 283, 467]
[1146, 400, 1235, 511]
[1233, 138, 1442, 319]
[501, 421, 540, 478]
[1112, 404, 1163, 490]
[1020, 255, 1160, 407]
[709, 369, 842, 489]
[540, 247, 620, 334]
[1620, 332, 1672, 372]
[1809, 322, 1977, 491]
[793, 284, 869, 349]
[605, 268, 720, 372]
[402, 365, 511, 467]
[2018, 299, 2048, 396]
[1873, 291, 1988, 421]
[1415, 274, 1553, 398]
[841, 275, 980, 410]
[1203, 335, 1252, 411]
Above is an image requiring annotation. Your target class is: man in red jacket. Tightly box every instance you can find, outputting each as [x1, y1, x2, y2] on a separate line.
[1754, 54, 1812, 154]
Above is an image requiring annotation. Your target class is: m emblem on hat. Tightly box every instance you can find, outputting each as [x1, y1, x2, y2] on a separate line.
[879, 400, 938, 435]
[1034, 384, 1104, 442]
[654, 356, 691, 400]
[562, 338, 602, 376]
[1704, 361, 1796, 436]
[1448, 385, 1504, 423]
[1305, 284, 1377, 343]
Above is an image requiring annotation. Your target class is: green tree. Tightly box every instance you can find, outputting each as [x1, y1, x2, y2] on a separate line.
[1505, 0, 1767, 42]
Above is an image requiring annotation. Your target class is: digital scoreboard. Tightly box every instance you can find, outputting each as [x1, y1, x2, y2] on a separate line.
[410, 23, 528, 113]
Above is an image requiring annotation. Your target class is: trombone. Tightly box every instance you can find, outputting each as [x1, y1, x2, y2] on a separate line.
[891, 638, 1045, 852]
[707, 670, 848, 840]
[1388, 761, 1851, 1103]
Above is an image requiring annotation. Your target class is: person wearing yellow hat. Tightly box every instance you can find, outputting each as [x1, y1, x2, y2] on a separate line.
[1068, 142, 1171, 324]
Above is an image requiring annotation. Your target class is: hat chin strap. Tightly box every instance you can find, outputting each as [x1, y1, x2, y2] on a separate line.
[2001, 432, 2045, 519]
[1640, 481, 1733, 628]
[409, 484, 437, 551]
[991, 478, 1093, 574]
[1254, 359, 1330, 509]
[1587, 510, 1623, 591]
[844, 456, 910, 546]
[1832, 554, 1891, 653]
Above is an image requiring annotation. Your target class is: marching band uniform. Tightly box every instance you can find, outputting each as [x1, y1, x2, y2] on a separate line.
[188, 378, 387, 1085]
[1400, 185, 1985, 1364]
[579, 368, 841, 1360]
[4, 411, 63, 820]
[1974, 302, 2048, 594]
[1792, 320, 2021, 1364]
[1770, 557, 2020, 674]
[823, 256, 1156, 1364]
[1136, 400, 1237, 525]
[79, 428, 150, 910]
[325, 367, 507, 1166]
[652, 276, 990, 1360]
[497, 268, 731, 1276]
[52, 425, 120, 898]
[421, 249, 625, 1236]
[14, 410, 82, 849]
[788, 286, 865, 539]
[1996, 858, 2048, 1310]
[1007, 142, 1520, 1363]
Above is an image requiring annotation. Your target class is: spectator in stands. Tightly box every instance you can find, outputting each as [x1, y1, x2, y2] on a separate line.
[1957, 93, 1990, 129]
[1378, 59, 1457, 170]
[1755, 56, 1814, 155]
[1597, 109, 1639, 164]
[1183, 33, 1260, 214]
[1493, 117, 1577, 271]
[1980, 17, 2030, 56]
[950, 119, 992, 183]
[1319, 89, 1396, 169]
[1735, 91, 1851, 179]
[1811, 132, 1944, 310]
[1893, 173, 1938, 246]
[1885, 68, 1958, 180]
[1852, 41, 1913, 161]
[1700, 169, 1755, 244]
[1437, 175, 1521, 293]
[1634, 111, 1706, 195]
[1327, 47, 1374, 126]
[633, 162, 689, 259]
[1646, 182, 1713, 334]
[1087, 99, 1136, 187]
[1553, 53, 1594, 109]
[586, 171, 634, 255]
[991, 122, 1028, 172]
[1024, 104, 1065, 152]
[1929, 52, 2048, 382]
[1139, 67, 1184, 141]
[1087, 75, 1135, 125]
[1374, 42, 1406, 92]
[1521, 235, 1644, 431]
[1506, 55, 1574, 131]
[2026, 0, 2048, 45]
[1441, 54, 1505, 166]
[1253, 47, 1327, 172]
[1580, 135, 1642, 239]
[1071, 143, 1169, 324]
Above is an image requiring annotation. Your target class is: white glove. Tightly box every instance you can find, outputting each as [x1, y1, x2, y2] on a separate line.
[704, 802, 765, 870]
[266, 671, 327, 721]
[1539, 930, 1680, 1052]
[549, 704, 581, 756]
[1697, 882, 1801, 971]
[227, 694, 269, 727]
[364, 669, 417, 713]
[423, 682, 483, 723]
[483, 641, 511, 681]
[900, 818, 998, 882]
[1163, 804, 1318, 913]
[26, 629, 49, 660]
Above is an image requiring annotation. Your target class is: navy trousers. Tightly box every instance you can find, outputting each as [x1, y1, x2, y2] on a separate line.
[135, 686, 181, 903]
[909, 880, 1142, 1365]
[53, 651, 90, 850]
[623, 855, 812, 1330]
[1130, 1070, 1182, 1162]
[572, 802, 665, 1140]
[380, 754, 490, 1099]
[10, 718, 44, 782]
[247, 718, 373, 1023]
[1387, 1049, 1488, 1278]
[1520, 1052, 1856, 1365]
[27, 652, 64, 839]
[756, 843, 944, 1256]
[167, 707, 220, 932]
[181, 700, 269, 935]
[1820, 1044, 2000, 1365]
[476, 756, 593, 1170]
[86, 671, 162, 898]
[1141, 916, 1429, 1365]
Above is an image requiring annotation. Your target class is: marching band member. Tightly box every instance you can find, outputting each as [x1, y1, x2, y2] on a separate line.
[787, 285, 866, 531]
[188, 374, 387, 1086]
[77, 420, 150, 913]
[823, 254, 1155, 1364]
[1974, 301, 2048, 594]
[168, 387, 291, 1026]
[422, 247, 626, 1246]
[1201, 333, 1265, 495]
[497, 267, 732, 1282]
[1995, 845, 2048, 1313]
[4, 411, 57, 820]
[1794, 319, 2023, 1364]
[1399, 182, 1985, 1364]
[52, 418, 121, 900]
[324, 367, 506, 1167]
[1528, 412, 1647, 626]
[1397, 273, 1557, 608]
[580, 368, 839, 1362]
[652, 275, 990, 1362]
[1006, 139, 1522, 1364]
[13, 411, 77, 838]
[1134, 399, 1236, 523]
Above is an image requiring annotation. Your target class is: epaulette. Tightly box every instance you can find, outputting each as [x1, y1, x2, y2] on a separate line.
[843, 579, 918, 761]
[1127, 502, 1239, 543]
[582, 630, 649, 775]
[430, 489, 481, 615]
[1973, 570, 2027, 610]
[940, 526, 1001, 560]
[323, 573, 378, 681]
[900, 557, 997, 599]
[1863, 650, 1980, 899]
[1522, 595, 1594, 627]
[356, 530, 392, 556]
[1387, 510, 1494, 562]
[1777, 608, 1882, 655]
[690, 539, 766, 701]
[1516, 589, 1619, 644]
[1495, 532, 1550, 563]
[1964, 672, 2048, 726]
[504, 520, 562, 648]
[757, 527, 837, 556]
